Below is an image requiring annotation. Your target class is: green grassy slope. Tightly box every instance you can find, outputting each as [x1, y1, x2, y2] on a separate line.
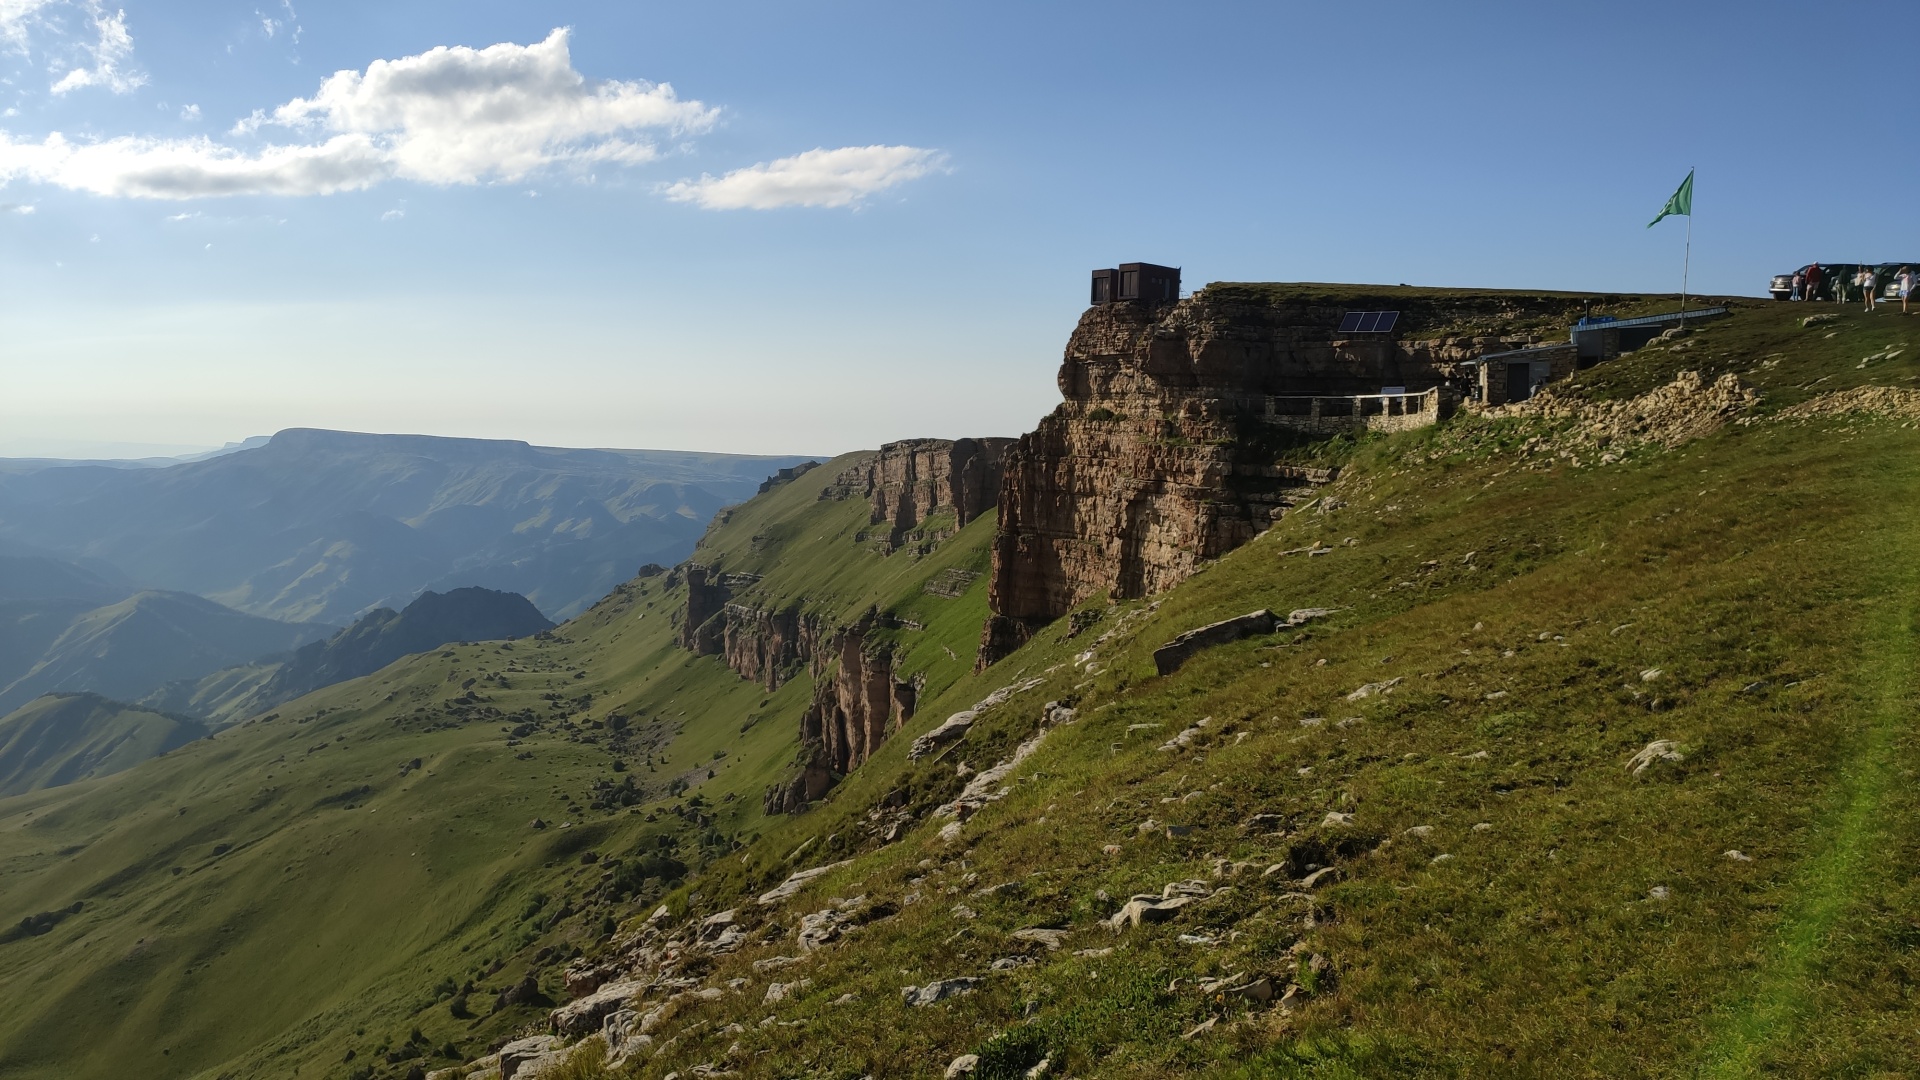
[537, 300, 1920, 1079]
[0, 455, 998, 1080]
[0, 693, 208, 797]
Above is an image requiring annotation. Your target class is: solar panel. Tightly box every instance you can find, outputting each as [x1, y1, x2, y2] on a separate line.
[1338, 311, 1401, 334]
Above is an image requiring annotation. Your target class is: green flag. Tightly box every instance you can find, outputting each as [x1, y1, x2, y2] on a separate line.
[1648, 169, 1694, 228]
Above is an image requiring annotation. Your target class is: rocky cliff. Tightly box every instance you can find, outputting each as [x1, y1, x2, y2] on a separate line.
[764, 610, 919, 814]
[828, 438, 1014, 552]
[979, 285, 1626, 664]
[680, 570, 921, 814]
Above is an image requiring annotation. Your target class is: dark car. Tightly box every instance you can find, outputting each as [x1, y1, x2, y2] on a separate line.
[1772, 263, 1918, 302]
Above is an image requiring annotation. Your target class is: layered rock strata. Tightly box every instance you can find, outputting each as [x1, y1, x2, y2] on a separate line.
[766, 611, 919, 814]
[980, 286, 1618, 665]
[831, 438, 1015, 551]
[677, 568, 919, 815]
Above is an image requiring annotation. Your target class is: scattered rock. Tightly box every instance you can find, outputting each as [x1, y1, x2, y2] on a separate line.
[1471, 822, 1492, 832]
[1182, 1017, 1218, 1040]
[1403, 825, 1435, 838]
[757, 861, 856, 906]
[497, 1036, 561, 1080]
[1321, 811, 1353, 827]
[910, 679, 1047, 758]
[1648, 885, 1671, 901]
[1724, 849, 1753, 862]
[1626, 740, 1686, 777]
[1158, 716, 1214, 752]
[1298, 866, 1339, 889]
[1106, 895, 1197, 930]
[550, 979, 645, 1036]
[935, 729, 1051, 822]
[762, 980, 808, 1005]
[1344, 677, 1402, 702]
[1010, 928, 1070, 950]
[903, 977, 982, 1007]
[945, 1054, 981, 1078]
[1198, 973, 1275, 1004]
[1154, 610, 1284, 676]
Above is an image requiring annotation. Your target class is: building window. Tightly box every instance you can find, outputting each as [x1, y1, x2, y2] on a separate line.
[1120, 270, 1138, 298]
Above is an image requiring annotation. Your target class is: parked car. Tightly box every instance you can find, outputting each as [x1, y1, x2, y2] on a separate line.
[1771, 263, 1918, 302]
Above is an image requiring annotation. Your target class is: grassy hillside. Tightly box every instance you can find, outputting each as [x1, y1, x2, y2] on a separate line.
[143, 586, 555, 727]
[507, 299, 1920, 1079]
[0, 694, 207, 797]
[0, 453, 997, 1080]
[8, 298, 1920, 1079]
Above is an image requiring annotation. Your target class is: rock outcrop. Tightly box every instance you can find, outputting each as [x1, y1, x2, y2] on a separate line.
[765, 610, 918, 814]
[832, 438, 1014, 552]
[678, 571, 919, 814]
[979, 286, 1614, 665]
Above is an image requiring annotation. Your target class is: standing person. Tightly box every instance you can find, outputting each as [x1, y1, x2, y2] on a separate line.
[1899, 266, 1913, 315]
[1806, 262, 1824, 303]
[1792, 269, 1805, 300]
[1862, 265, 1878, 312]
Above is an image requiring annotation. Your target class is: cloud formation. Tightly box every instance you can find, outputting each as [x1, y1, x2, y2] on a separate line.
[49, 4, 140, 94]
[662, 145, 946, 210]
[0, 26, 943, 209]
[0, 28, 716, 198]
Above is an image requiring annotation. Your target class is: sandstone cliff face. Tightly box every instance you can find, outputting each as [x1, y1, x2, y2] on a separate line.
[832, 438, 1014, 551]
[765, 611, 919, 814]
[678, 568, 920, 814]
[979, 286, 1609, 664]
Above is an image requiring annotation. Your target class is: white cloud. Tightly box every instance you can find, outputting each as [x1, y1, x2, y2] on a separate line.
[179, 103, 198, 120]
[7, 201, 32, 212]
[0, 0, 60, 52]
[49, 4, 143, 95]
[379, 207, 401, 220]
[662, 145, 945, 210]
[0, 27, 715, 198]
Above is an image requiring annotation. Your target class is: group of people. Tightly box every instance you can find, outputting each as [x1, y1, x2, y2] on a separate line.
[1792, 263, 1914, 312]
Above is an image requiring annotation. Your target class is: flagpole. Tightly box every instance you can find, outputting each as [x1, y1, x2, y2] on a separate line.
[1680, 166, 1693, 323]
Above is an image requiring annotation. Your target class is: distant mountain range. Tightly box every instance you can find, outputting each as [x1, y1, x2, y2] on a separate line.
[0, 428, 814, 625]
[144, 586, 553, 724]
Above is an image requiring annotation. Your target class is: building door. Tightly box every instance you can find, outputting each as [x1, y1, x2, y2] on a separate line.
[1506, 362, 1533, 402]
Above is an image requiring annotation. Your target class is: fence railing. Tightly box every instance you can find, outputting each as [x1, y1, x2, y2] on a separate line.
[1258, 386, 1444, 424]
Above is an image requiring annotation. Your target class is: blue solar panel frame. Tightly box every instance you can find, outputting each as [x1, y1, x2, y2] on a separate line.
[1338, 311, 1401, 334]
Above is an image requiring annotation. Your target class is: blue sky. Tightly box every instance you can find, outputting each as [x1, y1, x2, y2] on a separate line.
[2, 0, 1914, 458]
